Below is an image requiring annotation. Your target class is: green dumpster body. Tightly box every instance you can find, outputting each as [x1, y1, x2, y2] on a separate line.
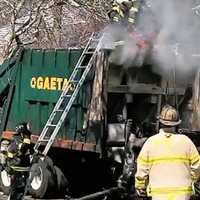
[0, 49, 99, 152]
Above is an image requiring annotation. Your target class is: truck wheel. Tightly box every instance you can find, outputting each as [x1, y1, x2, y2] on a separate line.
[54, 165, 68, 196]
[0, 170, 11, 195]
[29, 158, 55, 198]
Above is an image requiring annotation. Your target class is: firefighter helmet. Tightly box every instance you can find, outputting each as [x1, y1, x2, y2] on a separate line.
[115, 0, 135, 4]
[15, 122, 31, 134]
[115, 0, 127, 4]
[159, 105, 181, 126]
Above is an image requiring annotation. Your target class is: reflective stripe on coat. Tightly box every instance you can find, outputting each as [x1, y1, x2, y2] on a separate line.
[108, 2, 139, 25]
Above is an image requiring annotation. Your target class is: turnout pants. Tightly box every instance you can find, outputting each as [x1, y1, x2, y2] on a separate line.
[8, 172, 28, 200]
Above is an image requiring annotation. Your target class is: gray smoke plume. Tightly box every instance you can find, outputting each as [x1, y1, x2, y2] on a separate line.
[146, 0, 200, 77]
[102, 25, 139, 67]
[104, 0, 200, 82]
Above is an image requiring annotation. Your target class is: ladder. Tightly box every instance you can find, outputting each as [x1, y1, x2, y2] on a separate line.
[34, 32, 103, 156]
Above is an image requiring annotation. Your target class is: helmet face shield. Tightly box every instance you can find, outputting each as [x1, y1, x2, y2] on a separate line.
[159, 105, 181, 126]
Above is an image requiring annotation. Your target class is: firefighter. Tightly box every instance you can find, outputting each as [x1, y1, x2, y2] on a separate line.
[5, 122, 32, 200]
[107, 0, 140, 50]
[135, 104, 200, 200]
[108, 0, 140, 29]
[0, 139, 10, 170]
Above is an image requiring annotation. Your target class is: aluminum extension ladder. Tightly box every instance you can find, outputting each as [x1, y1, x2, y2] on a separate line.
[34, 32, 104, 156]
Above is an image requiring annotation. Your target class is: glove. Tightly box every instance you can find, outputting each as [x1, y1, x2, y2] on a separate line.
[5, 166, 14, 175]
[0, 164, 5, 172]
[117, 175, 128, 188]
[117, 172, 134, 190]
[30, 153, 40, 164]
[192, 181, 200, 196]
[136, 188, 147, 197]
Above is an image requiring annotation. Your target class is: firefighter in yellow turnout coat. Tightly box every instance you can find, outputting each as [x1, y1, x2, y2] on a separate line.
[135, 105, 200, 200]
[107, 0, 140, 54]
[108, 0, 139, 28]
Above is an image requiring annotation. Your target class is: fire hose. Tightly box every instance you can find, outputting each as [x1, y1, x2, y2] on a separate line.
[70, 186, 149, 200]
[70, 187, 125, 200]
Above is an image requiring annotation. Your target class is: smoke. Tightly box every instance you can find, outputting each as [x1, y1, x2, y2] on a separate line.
[104, 0, 200, 82]
[102, 25, 139, 67]
[147, 0, 200, 77]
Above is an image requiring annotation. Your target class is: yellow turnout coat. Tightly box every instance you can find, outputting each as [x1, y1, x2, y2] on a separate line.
[135, 129, 200, 200]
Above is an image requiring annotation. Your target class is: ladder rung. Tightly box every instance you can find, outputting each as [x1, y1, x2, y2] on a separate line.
[54, 109, 64, 112]
[85, 51, 94, 54]
[46, 124, 57, 127]
[38, 139, 49, 142]
[70, 80, 78, 83]
[61, 95, 71, 98]
[77, 66, 86, 69]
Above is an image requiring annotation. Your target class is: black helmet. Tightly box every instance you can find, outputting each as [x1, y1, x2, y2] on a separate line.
[15, 122, 31, 135]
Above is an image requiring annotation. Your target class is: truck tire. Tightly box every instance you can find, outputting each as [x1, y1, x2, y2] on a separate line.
[54, 165, 68, 196]
[0, 170, 11, 195]
[29, 158, 55, 198]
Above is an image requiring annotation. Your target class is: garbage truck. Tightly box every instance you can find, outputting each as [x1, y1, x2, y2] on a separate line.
[0, 33, 199, 199]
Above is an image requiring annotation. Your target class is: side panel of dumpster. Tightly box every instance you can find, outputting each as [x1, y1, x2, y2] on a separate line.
[1, 49, 100, 152]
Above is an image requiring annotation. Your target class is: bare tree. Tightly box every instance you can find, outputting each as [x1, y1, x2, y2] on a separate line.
[0, 0, 112, 62]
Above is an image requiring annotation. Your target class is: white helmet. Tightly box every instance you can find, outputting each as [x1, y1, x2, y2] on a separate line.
[115, 0, 133, 4]
[159, 105, 181, 126]
[115, 0, 126, 3]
